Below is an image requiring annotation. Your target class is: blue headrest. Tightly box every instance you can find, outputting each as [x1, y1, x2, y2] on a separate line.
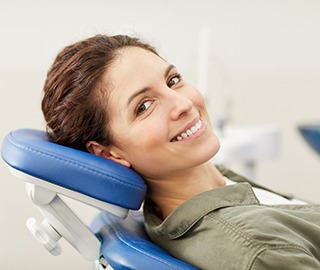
[1, 129, 147, 210]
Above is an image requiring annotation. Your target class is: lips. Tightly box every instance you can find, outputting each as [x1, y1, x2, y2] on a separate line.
[171, 118, 203, 142]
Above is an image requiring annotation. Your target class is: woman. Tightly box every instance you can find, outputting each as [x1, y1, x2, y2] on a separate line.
[42, 34, 320, 270]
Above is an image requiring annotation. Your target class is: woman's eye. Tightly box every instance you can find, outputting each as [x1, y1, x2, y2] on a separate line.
[136, 100, 152, 115]
[167, 74, 182, 88]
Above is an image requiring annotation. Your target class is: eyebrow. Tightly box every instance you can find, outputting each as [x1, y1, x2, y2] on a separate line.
[127, 64, 176, 106]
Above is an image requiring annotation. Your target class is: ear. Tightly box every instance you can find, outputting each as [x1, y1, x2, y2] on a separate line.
[86, 141, 131, 168]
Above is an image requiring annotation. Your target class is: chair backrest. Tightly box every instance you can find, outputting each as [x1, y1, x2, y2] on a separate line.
[91, 211, 199, 270]
[1, 129, 198, 269]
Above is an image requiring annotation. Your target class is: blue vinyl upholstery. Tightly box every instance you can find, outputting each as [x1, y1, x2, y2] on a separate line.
[91, 211, 199, 270]
[1, 129, 198, 269]
[1, 129, 146, 210]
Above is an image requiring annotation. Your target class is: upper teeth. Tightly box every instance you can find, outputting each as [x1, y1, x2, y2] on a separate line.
[176, 119, 203, 141]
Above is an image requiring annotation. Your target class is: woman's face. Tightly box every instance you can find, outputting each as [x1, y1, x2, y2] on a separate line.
[104, 47, 220, 180]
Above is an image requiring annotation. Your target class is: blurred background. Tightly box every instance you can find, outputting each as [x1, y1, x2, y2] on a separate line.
[1, 0, 320, 269]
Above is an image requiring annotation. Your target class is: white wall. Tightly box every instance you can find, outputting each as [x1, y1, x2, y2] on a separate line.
[1, 0, 320, 269]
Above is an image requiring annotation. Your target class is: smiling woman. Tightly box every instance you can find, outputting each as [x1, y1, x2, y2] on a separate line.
[42, 34, 320, 270]
[88, 46, 221, 185]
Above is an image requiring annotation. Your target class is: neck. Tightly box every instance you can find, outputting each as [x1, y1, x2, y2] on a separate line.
[145, 162, 225, 220]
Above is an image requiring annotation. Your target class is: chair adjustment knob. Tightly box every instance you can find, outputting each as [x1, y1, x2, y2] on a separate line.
[26, 218, 62, 256]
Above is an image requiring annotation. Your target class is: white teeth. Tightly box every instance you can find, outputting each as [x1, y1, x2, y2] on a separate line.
[173, 119, 203, 142]
[191, 126, 197, 133]
[181, 133, 188, 138]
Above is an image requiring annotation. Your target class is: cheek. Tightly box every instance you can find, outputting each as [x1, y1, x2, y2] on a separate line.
[184, 85, 206, 105]
[122, 124, 169, 176]
[136, 121, 167, 148]
[116, 120, 168, 153]
[194, 92, 206, 107]
[189, 88, 208, 114]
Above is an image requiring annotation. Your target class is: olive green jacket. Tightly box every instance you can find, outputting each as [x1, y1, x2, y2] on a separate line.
[144, 167, 320, 270]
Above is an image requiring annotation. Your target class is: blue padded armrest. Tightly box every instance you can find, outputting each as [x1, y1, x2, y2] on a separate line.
[1, 129, 147, 210]
[91, 211, 199, 270]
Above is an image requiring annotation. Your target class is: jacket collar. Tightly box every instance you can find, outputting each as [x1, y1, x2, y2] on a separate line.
[216, 165, 294, 200]
[148, 182, 259, 239]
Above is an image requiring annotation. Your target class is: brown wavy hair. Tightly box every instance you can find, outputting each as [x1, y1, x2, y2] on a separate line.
[42, 34, 158, 151]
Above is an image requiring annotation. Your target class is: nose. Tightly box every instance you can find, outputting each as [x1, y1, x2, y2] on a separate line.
[167, 91, 193, 120]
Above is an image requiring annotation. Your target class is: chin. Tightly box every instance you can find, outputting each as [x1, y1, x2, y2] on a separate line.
[208, 140, 221, 160]
[197, 137, 220, 165]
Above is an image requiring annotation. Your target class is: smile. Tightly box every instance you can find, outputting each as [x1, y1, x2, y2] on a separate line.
[171, 119, 203, 142]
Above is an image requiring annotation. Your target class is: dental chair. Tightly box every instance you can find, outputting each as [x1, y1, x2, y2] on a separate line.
[1, 129, 198, 270]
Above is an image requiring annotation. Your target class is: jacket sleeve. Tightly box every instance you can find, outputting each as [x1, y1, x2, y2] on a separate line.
[249, 248, 320, 270]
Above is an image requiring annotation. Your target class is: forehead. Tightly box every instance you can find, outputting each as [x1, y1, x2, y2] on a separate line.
[106, 47, 167, 97]
[109, 47, 166, 81]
